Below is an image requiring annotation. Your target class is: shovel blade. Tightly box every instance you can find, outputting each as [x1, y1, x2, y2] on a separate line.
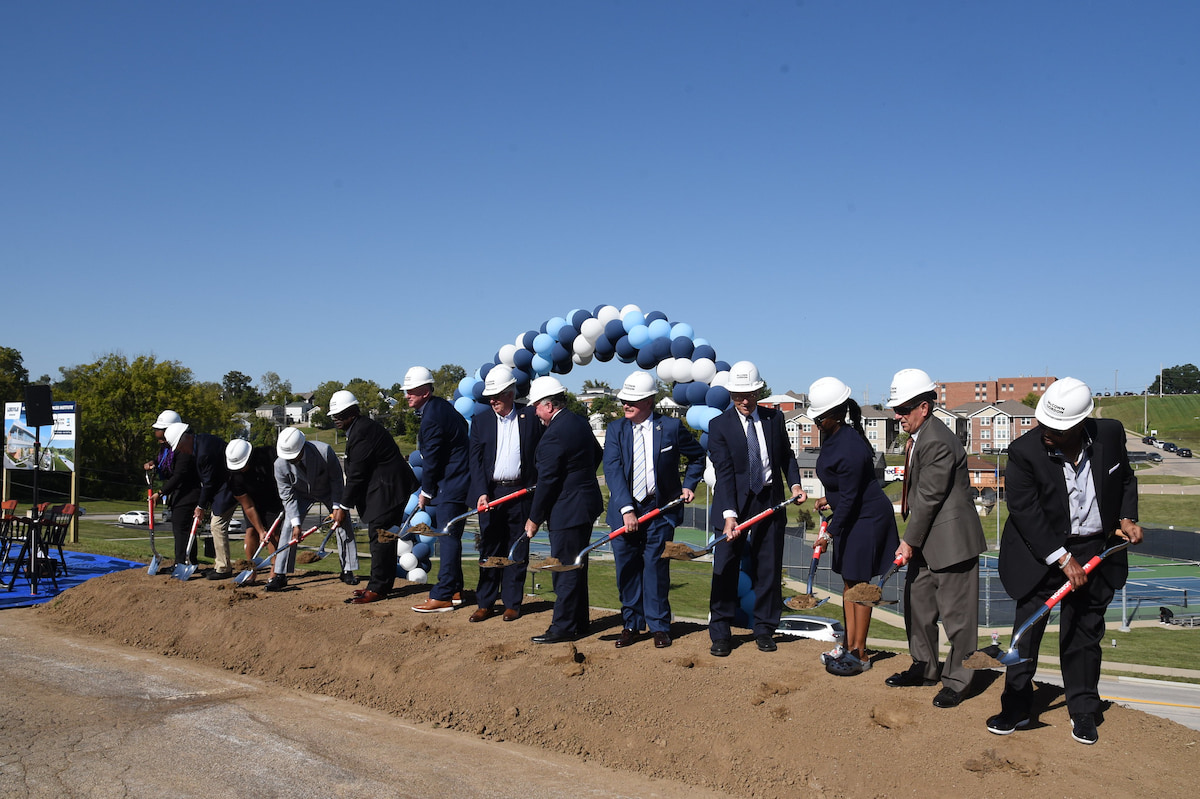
[233, 567, 257, 585]
[173, 563, 196, 581]
[147, 554, 162, 576]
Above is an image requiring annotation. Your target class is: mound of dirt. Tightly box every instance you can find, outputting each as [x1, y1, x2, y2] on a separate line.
[39, 568, 1199, 798]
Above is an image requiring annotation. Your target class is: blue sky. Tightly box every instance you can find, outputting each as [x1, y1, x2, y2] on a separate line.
[3, 2, 1197, 405]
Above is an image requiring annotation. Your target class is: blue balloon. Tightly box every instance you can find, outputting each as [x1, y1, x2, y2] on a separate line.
[454, 396, 476, 418]
[539, 320, 549, 333]
[635, 347, 658, 369]
[670, 336, 695, 358]
[593, 336, 615, 358]
[706, 385, 731, 409]
[649, 337, 672, 361]
[411, 465, 423, 481]
[513, 348, 534, 370]
[714, 360, 731, 373]
[570, 309, 592, 329]
[409, 451, 423, 468]
[670, 322, 694, 340]
[556, 324, 578, 346]
[622, 310, 646, 332]
[458, 376, 477, 396]
[533, 332, 555, 357]
[686, 405, 721, 432]
[551, 342, 571, 363]
[604, 319, 626, 342]
[693, 344, 717, 361]
[452, 388, 462, 401]
[472, 381, 486, 401]
[686, 381, 710, 406]
[673, 383, 690, 404]
[522, 330, 539, 350]
[699, 432, 708, 450]
[693, 337, 710, 348]
[411, 542, 432, 560]
[404, 492, 420, 515]
[531, 354, 553, 375]
[615, 335, 637, 360]
[410, 510, 432, 529]
[418, 533, 436, 545]
[628, 324, 651, 350]
[644, 309, 668, 324]
[592, 303, 608, 315]
[552, 358, 574, 375]
[547, 317, 567, 340]
[479, 362, 494, 380]
[737, 569, 753, 597]
[510, 367, 531, 386]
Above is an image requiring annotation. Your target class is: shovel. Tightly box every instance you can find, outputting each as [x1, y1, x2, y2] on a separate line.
[965, 539, 1131, 670]
[478, 535, 534, 569]
[848, 555, 906, 606]
[534, 497, 688, 573]
[786, 512, 831, 611]
[441, 485, 536, 534]
[233, 512, 285, 586]
[145, 473, 163, 576]
[172, 516, 202, 581]
[661, 496, 797, 561]
[312, 526, 337, 560]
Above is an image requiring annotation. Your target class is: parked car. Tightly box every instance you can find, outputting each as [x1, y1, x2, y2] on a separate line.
[1163, 442, 1178, 453]
[776, 614, 845, 643]
[1142, 436, 1155, 445]
[117, 510, 149, 526]
[1178, 448, 1193, 458]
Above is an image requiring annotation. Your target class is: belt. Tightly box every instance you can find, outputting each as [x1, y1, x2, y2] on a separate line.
[633, 493, 657, 508]
[493, 479, 524, 488]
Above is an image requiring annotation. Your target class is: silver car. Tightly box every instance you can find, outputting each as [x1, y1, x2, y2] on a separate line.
[776, 614, 845, 643]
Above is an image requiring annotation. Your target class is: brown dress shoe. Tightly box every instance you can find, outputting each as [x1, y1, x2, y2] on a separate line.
[347, 590, 385, 604]
[451, 591, 464, 607]
[412, 598, 455, 613]
[469, 607, 495, 623]
[615, 628, 637, 648]
[653, 631, 672, 648]
[502, 608, 521, 622]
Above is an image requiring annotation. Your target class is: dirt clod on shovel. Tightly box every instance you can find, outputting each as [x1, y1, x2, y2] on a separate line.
[661, 542, 701, 559]
[377, 529, 399, 543]
[844, 583, 882, 603]
[785, 594, 819, 610]
[963, 650, 1005, 670]
[479, 557, 511, 568]
[297, 551, 319, 564]
[532, 557, 561, 569]
[232, 559, 255, 572]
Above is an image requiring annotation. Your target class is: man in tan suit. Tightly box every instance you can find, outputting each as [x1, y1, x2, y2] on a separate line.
[883, 369, 986, 709]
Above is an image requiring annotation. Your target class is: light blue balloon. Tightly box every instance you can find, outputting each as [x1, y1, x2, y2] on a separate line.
[531, 354, 553, 375]
[404, 492, 420, 515]
[533, 332, 555, 357]
[622, 310, 646, 332]
[686, 405, 721, 432]
[693, 337, 710, 348]
[411, 465, 423, 482]
[546, 316, 568, 340]
[670, 322, 695, 340]
[454, 396, 476, 418]
[418, 533, 436, 545]
[628, 324, 651, 350]
[647, 318, 672, 340]
[458, 376, 478, 396]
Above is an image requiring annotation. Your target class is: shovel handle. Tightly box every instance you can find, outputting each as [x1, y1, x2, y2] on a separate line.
[606, 496, 686, 541]
[733, 497, 795, 533]
[444, 486, 536, 532]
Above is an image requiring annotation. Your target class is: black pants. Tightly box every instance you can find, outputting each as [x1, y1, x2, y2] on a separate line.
[547, 522, 591, 637]
[171, 502, 199, 565]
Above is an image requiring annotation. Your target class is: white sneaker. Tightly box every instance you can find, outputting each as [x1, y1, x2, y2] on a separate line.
[820, 644, 846, 666]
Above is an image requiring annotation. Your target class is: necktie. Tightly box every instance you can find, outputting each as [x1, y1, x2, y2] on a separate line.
[901, 436, 913, 519]
[746, 416, 764, 493]
[632, 424, 647, 502]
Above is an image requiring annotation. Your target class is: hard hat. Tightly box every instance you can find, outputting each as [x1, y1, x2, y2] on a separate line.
[807, 377, 852, 419]
[482, 365, 516, 397]
[887, 368, 938, 408]
[527, 375, 567, 405]
[402, 366, 435, 392]
[225, 438, 253, 470]
[617, 370, 657, 402]
[164, 422, 190, 451]
[726, 360, 765, 393]
[153, 410, 182, 429]
[1035, 377, 1094, 431]
[277, 427, 306, 460]
[328, 390, 359, 416]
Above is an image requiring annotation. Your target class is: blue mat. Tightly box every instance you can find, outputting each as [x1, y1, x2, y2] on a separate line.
[0, 551, 144, 610]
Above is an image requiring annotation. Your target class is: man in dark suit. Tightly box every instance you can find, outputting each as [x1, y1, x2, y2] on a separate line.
[524, 376, 604, 644]
[604, 370, 705, 648]
[467, 365, 542, 622]
[707, 361, 806, 657]
[329, 390, 418, 604]
[987, 377, 1142, 744]
[403, 366, 472, 613]
[884, 368, 987, 709]
[158, 423, 237, 580]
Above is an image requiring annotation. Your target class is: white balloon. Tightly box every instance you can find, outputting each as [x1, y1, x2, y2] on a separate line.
[656, 357, 676, 382]
[399, 552, 419, 572]
[596, 305, 621, 325]
[572, 352, 593, 366]
[515, 331, 527, 349]
[573, 336, 595, 357]
[711, 370, 731, 387]
[406, 567, 428, 584]
[704, 462, 717, 489]
[619, 303, 643, 318]
[396, 539, 413, 556]
[692, 357, 717, 384]
[498, 344, 518, 367]
[672, 358, 695, 383]
[579, 317, 605, 343]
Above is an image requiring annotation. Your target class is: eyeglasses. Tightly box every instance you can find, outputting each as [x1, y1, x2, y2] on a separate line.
[894, 402, 922, 416]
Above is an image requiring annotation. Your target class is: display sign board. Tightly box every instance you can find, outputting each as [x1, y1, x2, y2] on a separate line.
[4, 401, 78, 472]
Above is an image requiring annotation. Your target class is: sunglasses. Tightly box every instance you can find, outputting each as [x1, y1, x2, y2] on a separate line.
[894, 402, 922, 416]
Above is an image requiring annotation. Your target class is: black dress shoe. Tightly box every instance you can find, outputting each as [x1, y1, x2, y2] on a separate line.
[263, 574, 288, 592]
[653, 631, 672, 649]
[531, 630, 575, 644]
[615, 628, 637, 649]
[885, 663, 937, 687]
[341, 571, 361, 585]
[755, 634, 778, 652]
[932, 687, 963, 708]
[710, 638, 732, 657]
[205, 569, 233, 580]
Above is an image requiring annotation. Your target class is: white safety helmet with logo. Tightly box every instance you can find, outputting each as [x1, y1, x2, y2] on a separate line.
[527, 375, 567, 405]
[807, 377, 852, 420]
[726, 360, 765, 393]
[1035, 377, 1094, 431]
[153, 410, 182, 430]
[482, 365, 517, 397]
[328, 390, 359, 417]
[277, 427, 307, 461]
[887, 368, 938, 408]
[225, 438, 253, 471]
[402, 366, 435, 392]
[617, 370, 657, 402]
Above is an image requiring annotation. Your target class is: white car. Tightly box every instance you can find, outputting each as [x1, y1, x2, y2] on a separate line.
[775, 614, 845, 643]
[118, 510, 149, 526]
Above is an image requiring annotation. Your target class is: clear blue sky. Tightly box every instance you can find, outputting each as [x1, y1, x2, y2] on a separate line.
[4, 2, 1196, 405]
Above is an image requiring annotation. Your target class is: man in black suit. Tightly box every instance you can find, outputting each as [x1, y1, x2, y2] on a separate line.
[524, 376, 604, 644]
[707, 361, 805, 657]
[987, 377, 1142, 745]
[329, 390, 418, 604]
[467, 365, 542, 622]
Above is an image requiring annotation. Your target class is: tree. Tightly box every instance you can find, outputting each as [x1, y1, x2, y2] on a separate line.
[1148, 364, 1200, 395]
[432, 364, 466, 399]
[0, 345, 29, 404]
[259, 371, 293, 405]
[1020, 392, 1040, 409]
[222, 370, 261, 411]
[581, 379, 612, 393]
[587, 394, 623, 428]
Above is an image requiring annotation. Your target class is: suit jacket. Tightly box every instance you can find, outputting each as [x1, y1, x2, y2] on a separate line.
[603, 413, 705, 528]
[275, 440, 344, 527]
[416, 395, 470, 506]
[999, 418, 1137, 599]
[708, 405, 801, 523]
[527, 409, 604, 529]
[467, 403, 543, 503]
[343, 415, 418, 525]
[901, 415, 986, 570]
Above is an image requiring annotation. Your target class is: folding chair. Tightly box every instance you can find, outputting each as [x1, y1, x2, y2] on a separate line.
[0, 500, 19, 569]
[41, 504, 76, 577]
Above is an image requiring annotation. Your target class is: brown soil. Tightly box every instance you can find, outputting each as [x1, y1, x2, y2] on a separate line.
[963, 650, 1007, 670]
[296, 551, 320, 563]
[38, 568, 1200, 798]
[532, 557, 561, 569]
[662, 541, 703, 560]
[844, 583, 882, 603]
[785, 594, 820, 610]
[479, 557, 514, 568]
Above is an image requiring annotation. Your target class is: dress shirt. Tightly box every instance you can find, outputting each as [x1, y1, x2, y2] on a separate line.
[620, 418, 657, 514]
[492, 407, 522, 482]
[1044, 431, 1104, 566]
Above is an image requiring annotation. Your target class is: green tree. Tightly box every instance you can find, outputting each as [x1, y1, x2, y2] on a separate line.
[1020, 391, 1040, 409]
[1148, 364, 1200, 395]
[587, 394, 623, 428]
[246, 415, 280, 447]
[432, 364, 466, 399]
[581, 379, 612, 393]
[222, 370, 261, 411]
[259, 371, 293, 405]
[0, 345, 29, 404]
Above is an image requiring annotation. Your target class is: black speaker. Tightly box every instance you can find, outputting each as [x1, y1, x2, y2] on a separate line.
[24, 385, 54, 427]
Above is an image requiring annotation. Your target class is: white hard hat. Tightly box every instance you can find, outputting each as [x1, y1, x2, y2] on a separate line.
[153, 410, 182, 429]
[617, 370, 657, 402]
[527, 375, 567, 405]
[1035, 377, 1094, 431]
[726, 360, 765, 393]
[887, 368, 938, 408]
[402, 366, 435, 392]
[807, 377, 852, 419]
[328, 390, 359, 416]
[278, 427, 306, 460]
[482, 365, 516, 397]
[225, 438, 253, 470]
[164, 422, 190, 451]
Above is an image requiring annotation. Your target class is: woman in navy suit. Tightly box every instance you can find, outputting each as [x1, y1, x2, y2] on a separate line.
[808, 377, 899, 676]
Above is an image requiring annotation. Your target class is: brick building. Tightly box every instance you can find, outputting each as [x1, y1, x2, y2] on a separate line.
[936, 376, 1055, 409]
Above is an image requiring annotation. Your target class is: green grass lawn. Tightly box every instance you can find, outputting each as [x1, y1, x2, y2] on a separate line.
[1097, 393, 1200, 448]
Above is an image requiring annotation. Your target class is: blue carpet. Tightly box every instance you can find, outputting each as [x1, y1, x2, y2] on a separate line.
[0, 551, 144, 610]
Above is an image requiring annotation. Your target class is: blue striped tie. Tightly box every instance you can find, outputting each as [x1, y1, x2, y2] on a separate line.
[746, 416, 764, 493]
[632, 425, 647, 502]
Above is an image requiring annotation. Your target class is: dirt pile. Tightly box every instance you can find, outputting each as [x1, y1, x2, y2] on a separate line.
[40, 568, 1199, 798]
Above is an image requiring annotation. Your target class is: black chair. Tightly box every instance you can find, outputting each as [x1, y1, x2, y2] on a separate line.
[0, 500, 20, 570]
[1, 503, 59, 591]
[41, 503, 76, 577]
